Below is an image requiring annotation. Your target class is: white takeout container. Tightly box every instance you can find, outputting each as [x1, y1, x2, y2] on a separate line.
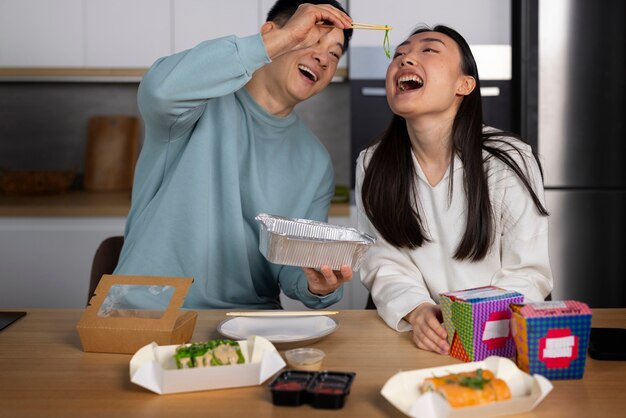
[129, 336, 286, 394]
[381, 356, 553, 418]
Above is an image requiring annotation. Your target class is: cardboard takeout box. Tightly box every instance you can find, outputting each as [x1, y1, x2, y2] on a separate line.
[440, 286, 524, 362]
[76, 275, 197, 354]
[510, 300, 592, 380]
[129, 336, 286, 394]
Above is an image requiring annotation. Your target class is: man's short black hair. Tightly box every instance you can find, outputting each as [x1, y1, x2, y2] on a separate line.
[266, 0, 352, 52]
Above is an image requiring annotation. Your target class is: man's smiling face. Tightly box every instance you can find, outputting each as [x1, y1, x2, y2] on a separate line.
[269, 27, 345, 105]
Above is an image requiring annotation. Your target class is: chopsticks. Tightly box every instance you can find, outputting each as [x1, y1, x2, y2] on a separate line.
[317, 21, 392, 31]
[226, 310, 338, 317]
[350, 22, 392, 31]
[317, 21, 392, 58]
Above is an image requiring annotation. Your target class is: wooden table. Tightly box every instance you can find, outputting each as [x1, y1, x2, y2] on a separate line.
[0, 309, 624, 417]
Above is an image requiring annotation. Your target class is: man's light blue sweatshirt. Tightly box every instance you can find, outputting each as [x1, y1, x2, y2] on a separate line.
[113, 34, 342, 309]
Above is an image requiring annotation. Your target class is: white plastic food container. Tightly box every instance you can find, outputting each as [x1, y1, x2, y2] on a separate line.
[129, 336, 285, 394]
[381, 356, 553, 418]
[255, 213, 375, 270]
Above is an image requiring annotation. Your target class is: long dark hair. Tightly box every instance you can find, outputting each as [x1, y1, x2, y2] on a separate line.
[361, 25, 548, 261]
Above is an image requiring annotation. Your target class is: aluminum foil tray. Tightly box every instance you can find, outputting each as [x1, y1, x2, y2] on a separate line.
[255, 213, 375, 271]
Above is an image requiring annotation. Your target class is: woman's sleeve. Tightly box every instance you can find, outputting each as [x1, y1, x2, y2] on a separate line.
[355, 151, 435, 332]
[138, 34, 271, 140]
[491, 147, 554, 301]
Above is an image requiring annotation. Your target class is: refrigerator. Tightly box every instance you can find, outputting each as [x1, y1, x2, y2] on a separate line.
[515, 0, 626, 307]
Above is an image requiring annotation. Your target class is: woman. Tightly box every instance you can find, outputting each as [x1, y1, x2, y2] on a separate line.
[355, 25, 553, 355]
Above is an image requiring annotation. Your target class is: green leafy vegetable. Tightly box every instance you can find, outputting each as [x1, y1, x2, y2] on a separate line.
[175, 339, 244, 369]
[383, 26, 391, 58]
[445, 368, 492, 390]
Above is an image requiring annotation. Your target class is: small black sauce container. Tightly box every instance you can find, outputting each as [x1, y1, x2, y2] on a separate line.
[306, 371, 356, 409]
[269, 370, 356, 409]
[269, 370, 315, 406]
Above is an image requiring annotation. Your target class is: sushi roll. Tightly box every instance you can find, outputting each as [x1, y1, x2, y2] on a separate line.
[175, 339, 245, 369]
[420, 369, 511, 408]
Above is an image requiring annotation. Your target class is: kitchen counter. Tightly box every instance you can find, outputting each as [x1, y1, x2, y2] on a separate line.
[0, 191, 132, 217]
[0, 191, 351, 217]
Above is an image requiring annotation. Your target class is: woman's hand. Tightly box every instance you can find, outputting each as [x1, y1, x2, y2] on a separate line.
[405, 303, 450, 355]
[303, 265, 352, 296]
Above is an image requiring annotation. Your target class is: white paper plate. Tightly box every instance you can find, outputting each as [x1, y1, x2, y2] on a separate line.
[217, 316, 338, 348]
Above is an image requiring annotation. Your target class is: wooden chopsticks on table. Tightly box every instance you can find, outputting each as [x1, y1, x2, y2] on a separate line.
[226, 310, 338, 317]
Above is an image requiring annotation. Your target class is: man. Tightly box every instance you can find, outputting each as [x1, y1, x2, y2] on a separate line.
[113, 1, 354, 309]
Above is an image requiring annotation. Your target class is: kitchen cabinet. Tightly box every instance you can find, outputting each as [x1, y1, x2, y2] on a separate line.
[0, 0, 83, 67]
[84, 0, 171, 68]
[348, 0, 511, 80]
[0, 216, 126, 308]
[349, 0, 510, 47]
[0, 0, 351, 79]
[0, 0, 170, 71]
[0, 0, 263, 75]
[173, 0, 260, 53]
[0, 192, 130, 308]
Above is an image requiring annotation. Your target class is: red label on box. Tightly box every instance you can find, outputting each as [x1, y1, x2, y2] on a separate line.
[539, 328, 579, 369]
[482, 310, 511, 350]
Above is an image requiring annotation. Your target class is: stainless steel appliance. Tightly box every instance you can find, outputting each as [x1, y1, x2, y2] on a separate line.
[516, 0, 625, 307]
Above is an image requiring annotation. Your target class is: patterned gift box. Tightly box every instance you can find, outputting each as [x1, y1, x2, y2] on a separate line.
[440, 286, 524, 362]
[510, 300, 592, 380]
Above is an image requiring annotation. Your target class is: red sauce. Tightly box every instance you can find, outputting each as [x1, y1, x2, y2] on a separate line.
[273, 381, 305, 391]
[311, 385, 344, 395]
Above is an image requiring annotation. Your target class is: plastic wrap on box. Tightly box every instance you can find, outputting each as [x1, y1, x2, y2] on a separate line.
[255, 213, 375, 270]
